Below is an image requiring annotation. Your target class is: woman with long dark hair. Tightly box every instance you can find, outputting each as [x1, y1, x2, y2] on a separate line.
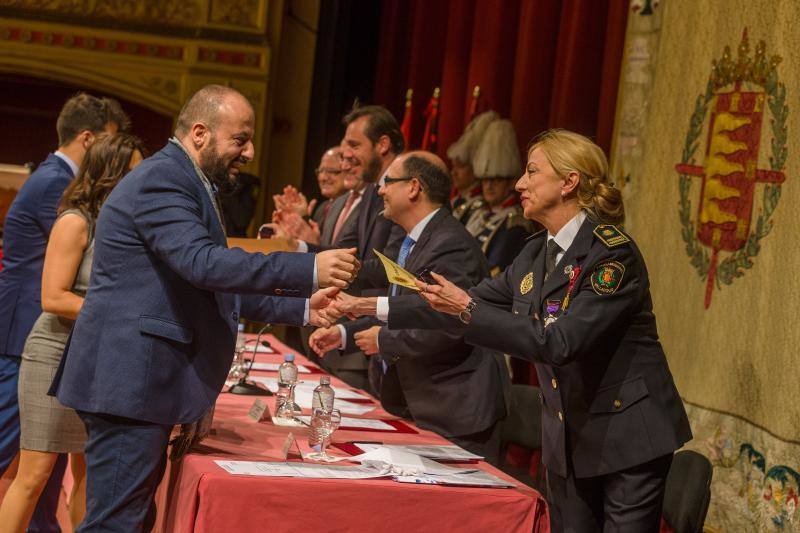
[0, 133, 144, 531]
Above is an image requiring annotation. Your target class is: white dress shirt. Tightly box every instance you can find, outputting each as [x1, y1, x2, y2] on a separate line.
[338, 207, 442, 349]
[548, 210, 587, 265]
[54, 150, 79, 177]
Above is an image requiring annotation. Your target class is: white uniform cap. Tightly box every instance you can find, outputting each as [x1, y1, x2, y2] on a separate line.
[446, 110, 500, 164]
[472, 119, 521, 179]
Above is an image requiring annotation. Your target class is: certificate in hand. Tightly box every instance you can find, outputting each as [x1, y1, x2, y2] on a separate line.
[373, 249, 419, 291]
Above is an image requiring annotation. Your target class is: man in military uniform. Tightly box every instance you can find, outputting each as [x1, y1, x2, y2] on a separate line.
[446, 111, 498, 225]
[464, 119, 534, 276]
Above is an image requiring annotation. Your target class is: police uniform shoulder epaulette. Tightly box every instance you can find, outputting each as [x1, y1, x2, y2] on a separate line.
[593, 224, 631, 248]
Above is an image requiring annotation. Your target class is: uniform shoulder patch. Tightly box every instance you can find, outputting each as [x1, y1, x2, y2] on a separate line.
[590, 261, 625, 295]
[593, 224, 631, 248]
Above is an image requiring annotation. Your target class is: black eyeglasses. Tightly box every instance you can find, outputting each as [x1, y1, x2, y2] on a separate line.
[382, 176, 413, 186]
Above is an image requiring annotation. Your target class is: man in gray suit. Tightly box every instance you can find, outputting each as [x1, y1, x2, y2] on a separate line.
[310, 151, 508, 462]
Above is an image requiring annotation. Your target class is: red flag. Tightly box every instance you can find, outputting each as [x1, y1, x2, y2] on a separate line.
[400, 88, 413, 149]
[468, 85, 484, 123]
[421, 87, 440, 152]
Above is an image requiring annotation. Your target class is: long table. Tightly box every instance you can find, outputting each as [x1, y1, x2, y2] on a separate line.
[158, 335, 548, 532]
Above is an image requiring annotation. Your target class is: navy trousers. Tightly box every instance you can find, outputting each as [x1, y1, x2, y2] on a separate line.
[546, 453, 673, 533]
[0, 355, 67, 533]
[76, 411, 172, 533]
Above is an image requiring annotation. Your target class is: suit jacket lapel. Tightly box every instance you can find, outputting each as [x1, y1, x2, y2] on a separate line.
[539, 217, 595, 305]
[527, 240, 547, 316]
[165, 142, 227, 246]
[321, 193, 346, 245]
[358, 184, 379, 259]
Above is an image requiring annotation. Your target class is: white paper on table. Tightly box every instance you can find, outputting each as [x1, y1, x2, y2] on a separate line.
[249, 362, 312, 373]
[351, 446, 476, 476]
[214, 460, 389, 479]
[353, 443, 482, 461]
[246, 378, 375, 415]
[394, 470, 514, 488]
[296, 416, 394, 431]
[244, 344, 275, 353]
[336, 400, 376, 415]
[270, 416, 305, 427]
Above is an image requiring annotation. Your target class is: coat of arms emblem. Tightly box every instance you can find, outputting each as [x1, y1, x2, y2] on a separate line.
[675, 30, 787, 308]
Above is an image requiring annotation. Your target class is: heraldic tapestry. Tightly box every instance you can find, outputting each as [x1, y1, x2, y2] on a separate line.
[611, 1, 798, 531]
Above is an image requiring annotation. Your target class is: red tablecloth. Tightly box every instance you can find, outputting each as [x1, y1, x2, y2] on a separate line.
[159, 334, 547, 533]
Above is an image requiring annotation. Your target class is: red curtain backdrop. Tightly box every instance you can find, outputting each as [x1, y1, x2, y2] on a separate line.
[373, 0, 629, 156]
[372, 0, 629, 393]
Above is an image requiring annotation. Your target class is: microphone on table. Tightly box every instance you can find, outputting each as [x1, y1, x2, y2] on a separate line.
[228, 323, 273, 396]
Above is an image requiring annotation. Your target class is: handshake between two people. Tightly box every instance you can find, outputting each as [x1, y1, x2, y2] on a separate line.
[308, 271, 474, 356]
[307, 247, 361, 328]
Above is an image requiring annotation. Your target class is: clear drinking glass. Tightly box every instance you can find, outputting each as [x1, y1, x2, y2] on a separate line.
[274, 381, 293, 418]
[307, 408, 342, 462]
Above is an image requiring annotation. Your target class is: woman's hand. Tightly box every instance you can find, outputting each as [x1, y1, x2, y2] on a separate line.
[415, 272, 472, 316]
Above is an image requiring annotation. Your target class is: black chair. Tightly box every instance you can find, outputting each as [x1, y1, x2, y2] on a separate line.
[662, 450, 713, 533]
[499, 384, 544, 490]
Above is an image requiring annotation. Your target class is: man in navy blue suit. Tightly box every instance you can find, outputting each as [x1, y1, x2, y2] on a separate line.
[53, 85, 358, 531]
[0, 93, 127, 531]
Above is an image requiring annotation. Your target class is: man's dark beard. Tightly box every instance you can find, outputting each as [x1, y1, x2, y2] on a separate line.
[361, 152, 383, 183]
[199, 141, 239, 195]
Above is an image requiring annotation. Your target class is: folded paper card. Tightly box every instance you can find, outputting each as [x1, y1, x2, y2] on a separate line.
[373, 249, 420, 291]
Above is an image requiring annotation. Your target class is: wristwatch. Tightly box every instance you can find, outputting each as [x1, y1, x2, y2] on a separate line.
[459, 298, 477, 324]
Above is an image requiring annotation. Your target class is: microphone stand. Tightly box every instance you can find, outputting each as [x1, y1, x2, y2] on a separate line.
[228, 323, 273, 396]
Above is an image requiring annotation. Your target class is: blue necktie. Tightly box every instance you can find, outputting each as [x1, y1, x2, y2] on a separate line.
[391, 235, 416, 296]
[384, 235, 415, 373]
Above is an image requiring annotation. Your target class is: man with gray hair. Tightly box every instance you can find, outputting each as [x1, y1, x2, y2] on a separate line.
[52, 85, 358, 531]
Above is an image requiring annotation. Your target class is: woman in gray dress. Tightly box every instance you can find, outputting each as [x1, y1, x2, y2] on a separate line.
[0, 133, 144, 531]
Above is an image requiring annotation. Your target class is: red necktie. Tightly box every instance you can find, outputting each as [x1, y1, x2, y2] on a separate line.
[331, 190, 360, 242]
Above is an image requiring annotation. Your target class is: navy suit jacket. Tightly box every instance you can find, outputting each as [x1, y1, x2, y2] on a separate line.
[344, 210, 508, 438]
[0, 154, 73, 356]
[55, 142, 315, 425]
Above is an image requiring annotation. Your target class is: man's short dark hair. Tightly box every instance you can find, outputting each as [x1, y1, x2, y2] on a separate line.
[174, 85, 247, 137]
[56, 93, 129, 146]
[343, 105, 404, 154]
[403, 155, 451, 206]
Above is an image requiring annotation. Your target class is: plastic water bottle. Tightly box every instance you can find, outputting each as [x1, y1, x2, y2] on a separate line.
[311, 375, 335, 412]
[278, 353, 298, 384]
[235, 323, 247, 353]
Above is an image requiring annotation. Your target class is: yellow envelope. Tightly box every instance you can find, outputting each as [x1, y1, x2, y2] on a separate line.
[373, 249, 420, 291]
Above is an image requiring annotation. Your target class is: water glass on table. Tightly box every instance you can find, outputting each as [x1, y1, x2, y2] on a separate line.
[307, 408, 341, 462]
[274, 381, 293, 419]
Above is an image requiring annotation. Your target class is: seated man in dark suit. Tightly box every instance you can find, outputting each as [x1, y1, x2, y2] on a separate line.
[309, 152, 508, 462]
[52, 85, 358, 531]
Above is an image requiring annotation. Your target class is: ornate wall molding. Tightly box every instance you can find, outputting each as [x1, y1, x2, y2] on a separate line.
[0, 0, 267, 34]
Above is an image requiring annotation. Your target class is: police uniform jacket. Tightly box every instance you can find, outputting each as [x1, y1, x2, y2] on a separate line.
[389, 214, 692, 478]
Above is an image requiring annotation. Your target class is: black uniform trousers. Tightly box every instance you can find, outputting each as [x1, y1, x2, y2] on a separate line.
[546, 453, 673, 533]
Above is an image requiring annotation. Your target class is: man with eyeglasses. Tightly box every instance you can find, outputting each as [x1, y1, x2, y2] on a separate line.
[309, 152, 508, 462]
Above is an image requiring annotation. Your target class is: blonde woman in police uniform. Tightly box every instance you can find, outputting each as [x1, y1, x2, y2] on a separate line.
[389, 129, 692, 532]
